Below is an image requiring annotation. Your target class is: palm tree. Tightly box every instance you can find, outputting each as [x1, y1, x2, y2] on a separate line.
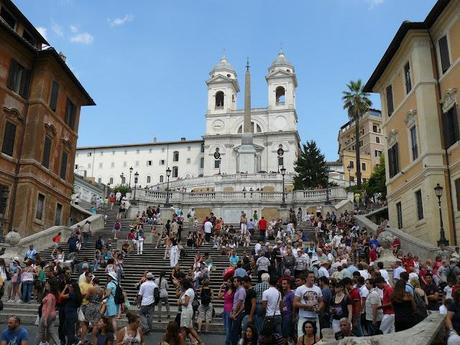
[342, 80, 372, 188]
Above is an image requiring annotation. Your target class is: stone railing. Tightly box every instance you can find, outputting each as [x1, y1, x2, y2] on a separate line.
[0, 213, 104, 262]
[134, 187, 347, 205]
[355, 214, 440, 261]
[320, 312, 444, 345]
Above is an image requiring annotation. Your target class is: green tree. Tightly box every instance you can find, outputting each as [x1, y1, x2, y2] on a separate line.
[112, 184, 130, 195]
[294, 140, 328, 190]
[366, 155, 386, 200]
[342, 80, 372, 188]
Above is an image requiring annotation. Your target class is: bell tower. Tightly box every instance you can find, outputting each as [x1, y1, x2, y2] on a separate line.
[266, 51, 297, 110]
[206, 56, 239, 114]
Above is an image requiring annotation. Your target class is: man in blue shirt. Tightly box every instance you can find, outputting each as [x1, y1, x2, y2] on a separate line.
[0, 316, 28, 345]
[24, 245, 37, 263]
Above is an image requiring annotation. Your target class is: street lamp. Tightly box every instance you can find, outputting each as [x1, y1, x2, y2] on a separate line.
[165, 167, 172, 207]
[280, 166, 286, 208]
[120, 172, 125, 186]
[129, 166, 133, 189]
[347, 163, 352, 188]
[214, 148, 221, 175]
[134, 172, 139, 202]
[277, 145, 284, 173]
[435, 183, 449, 246]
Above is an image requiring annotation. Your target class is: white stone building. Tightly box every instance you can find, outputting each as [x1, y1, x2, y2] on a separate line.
[75, 52, 300, 188]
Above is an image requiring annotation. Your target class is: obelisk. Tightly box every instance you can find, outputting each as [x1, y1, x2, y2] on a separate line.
[238, 59, 257, 173]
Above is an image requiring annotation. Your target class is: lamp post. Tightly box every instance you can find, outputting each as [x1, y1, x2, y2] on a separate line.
[120, 172, 124, 186]
[280, 166, 286, 208]
[128, 166, 133, 189]
[134, 172, 139, 202]
[325, 168, 331, 204]
[435, 183, 449, 246]
[277, 145, 284, 173]
[347, 164, 352, 188]
[165, 167, 172, 207]
[214, 148, 221, 175]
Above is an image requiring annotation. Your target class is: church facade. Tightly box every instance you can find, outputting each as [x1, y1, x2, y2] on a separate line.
[75, 52, 300, 188]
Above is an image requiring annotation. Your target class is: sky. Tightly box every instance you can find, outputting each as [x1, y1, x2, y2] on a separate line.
[16, 0, 437, 160]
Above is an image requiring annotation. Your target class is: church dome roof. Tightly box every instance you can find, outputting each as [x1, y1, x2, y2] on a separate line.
[210, 56, 236, 76]
[270, 51, 294, 69]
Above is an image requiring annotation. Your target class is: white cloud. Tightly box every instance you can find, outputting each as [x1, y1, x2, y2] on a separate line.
[36, 26, 47, 40]
[70, 32, 94, 44]
[108, 14, 134, 27]
[70, 25, 79, 33]
[51, 23, 64, 37]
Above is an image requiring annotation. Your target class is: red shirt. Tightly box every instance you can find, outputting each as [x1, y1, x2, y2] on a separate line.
[350, 287, 361, 316]
[382, 284, 394, 314]
[369, 248, 377, 262]
[258, 219, 267, 231]
[128, 232, 136, 240]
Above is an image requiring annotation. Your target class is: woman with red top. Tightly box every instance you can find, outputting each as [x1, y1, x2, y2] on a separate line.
[218, 278, 234, 344]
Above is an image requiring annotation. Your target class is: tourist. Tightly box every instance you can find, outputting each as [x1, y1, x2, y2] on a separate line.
[330, 279, 352, 334]
[113, 220, 121, 240]
[20, 260, 34, 303]
[219, 278, 234, 345]
[0, 316, 28, 345]
[38, 282, 59, 345]
[60, 281, 82, 345]
[197, 280, 213, 333]
[296, 320, 319, 345]
[155, 272, 170, 322]
[204, 217, 213, 243]
[137, 272, 157, 334]
[92, 317, 114, 345]
[105, 272, 120, 335]
[293, 272, 323, 337]
[8, 258, 21, 302]
[160, 321, 185, 345]
[446, 289, 460, 345]
[391, 279, 415, 332]
[24, 245, 37, 263]
[375, 276, 394, 334]
[170, 240, 180, 268]
[178, 279, 203, 345]
[136, 228, 145, 255]
[228, 276, 246, 345]
[115, 312, 144, 345]
[254, 273, 270, 334]
[241, 276, 256, 333]
[261, 276, 282, 334]
[238, 324, 257, 345]
[258, 217, 267, 242]
[334, 318, 353, 340]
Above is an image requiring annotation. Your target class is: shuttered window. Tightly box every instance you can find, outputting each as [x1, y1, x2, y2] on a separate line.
[60, 151, 68, 180]
[388, 143, 399, 178]
[42, 136, 52, 168]
[404, 62, 412, 93]
[442, 106, 459, 148]
[64, 98, 76, 129]
[7, 59, 31, 98]
[35, 194, 45, 220]
[415, 190, 424, 220]
[396, 202, 403, 229]
[2, 121, 16, 156]
[49, 81, 59, 111]
[410, 126, 418, 160]
[455, 178, 460, 212]
[439, 36, 451, 74]
[386, 85, 394, 116]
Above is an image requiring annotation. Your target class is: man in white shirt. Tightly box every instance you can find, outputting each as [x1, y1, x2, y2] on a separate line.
[376, 262, 390, 284]
[204, 218, 213, 243]
[318, 261, 330, 278]
[393, 260, 406, 281]
[294, 271, 323, 337]
[262, 277, 282, 334]
[137, 272, 158, 333]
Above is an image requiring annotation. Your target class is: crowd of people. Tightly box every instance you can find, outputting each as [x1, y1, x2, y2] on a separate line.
[3, 203, 460, 345]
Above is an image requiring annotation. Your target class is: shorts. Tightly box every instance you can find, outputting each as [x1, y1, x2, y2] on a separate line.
[198, 303, 213, 321]
[180, 308, 194, 328]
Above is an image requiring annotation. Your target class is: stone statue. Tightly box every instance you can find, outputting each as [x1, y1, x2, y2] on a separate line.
[5, 229, 21, 246]
[376, 229, 398, 269]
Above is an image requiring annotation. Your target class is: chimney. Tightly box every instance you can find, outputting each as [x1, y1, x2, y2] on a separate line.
[153, 137, 157, 143]
[58, 52, 67, 62]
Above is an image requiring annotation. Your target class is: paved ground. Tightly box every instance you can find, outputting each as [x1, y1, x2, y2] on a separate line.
[21, 324, 225, 344]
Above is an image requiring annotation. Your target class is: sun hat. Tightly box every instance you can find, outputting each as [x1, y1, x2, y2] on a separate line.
[146, 272, 154, 279]
[107, 272, 118, 281]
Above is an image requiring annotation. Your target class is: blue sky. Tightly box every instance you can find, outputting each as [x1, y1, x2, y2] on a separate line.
[17, 0, 436, 160]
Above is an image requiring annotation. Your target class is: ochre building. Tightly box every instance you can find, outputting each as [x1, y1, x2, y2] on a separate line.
[364, 0, 460, 245]
[0, 0, 94, 237]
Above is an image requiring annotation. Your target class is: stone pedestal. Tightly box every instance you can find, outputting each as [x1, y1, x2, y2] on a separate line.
[238, 134, 256, 174]
[160, 207, 175, 224]
[376, 230, 398, 269]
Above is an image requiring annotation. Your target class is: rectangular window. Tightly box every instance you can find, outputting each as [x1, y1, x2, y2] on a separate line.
[0, 185, 9, 215]
[64, 98, 76, 129]
[200, 157, 204, 169]
[388, 143, 400, 178]
[443, 106, 459, 148]
[98, 162, 103, 169]
[147, 176, 151, 184]
[215, 159, 221, 169]
[109, 177, 114, 184]
[147, 160, 152, 166]
[362, 162, 366, 171]
[55, 203, 62, 226]
[159, 159, 165, 166]
[404, 62, 412, 93]
[386, 85, 394, 116]
[60, 151, 68, 180]
[42, 136, 52, 168]
[278, 156, 284, 166]
[97, 178, 102, 183]
[172, 166, 178, 178]
[439, 35, 451, 74]
[173, 151, 179, 162]
[410, 126, 418, 160]
[373, 125, 378, 133]
[7, 59, 31, 98]
[376, 136, 380, 144]
[49, 80, 59, 111]
[36, 193, 45, 220]
[456, 178, 460, 211]
[159, 175, 164, 183]
[374, 150, 382, 157]
[396, 202, 403, 229]
[349, 161, 354, 169]
[415, 190, 424, 220]
[2, 121, 16, 157]
[0, 6, 16, 28]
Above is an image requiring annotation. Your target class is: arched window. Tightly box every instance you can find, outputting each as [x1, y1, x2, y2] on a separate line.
[276, 86, 286, 105]
[109, 177, 113, 184]
[146, 176, 151, 184]
[237, 122, 262, 133]
[173, 151, 179, 162]
[172, 166, 178, 178]
[159, 175, 164, 183]
[215, 91, 224, 109]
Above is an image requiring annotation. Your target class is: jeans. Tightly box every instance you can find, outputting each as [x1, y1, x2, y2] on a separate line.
[223, 312, 231, 345]
[21, 281, 33, 303]
[366, 320, 381, 335]
[352, 315, 364, 337]
[157, 296, 170, 320]
[227, 314, 243, 345]
[140, 303, 155, 332]
[64, 311, 77, 345]
[263, 315, 282, 335]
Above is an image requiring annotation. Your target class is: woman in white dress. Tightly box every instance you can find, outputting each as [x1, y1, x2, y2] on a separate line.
[170, 239, 179, 268]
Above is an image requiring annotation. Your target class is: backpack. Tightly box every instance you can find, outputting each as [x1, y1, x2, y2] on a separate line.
[114, 283, 125, 305]
[201, 288, 211, 307]
[154, 287, 160, 305]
